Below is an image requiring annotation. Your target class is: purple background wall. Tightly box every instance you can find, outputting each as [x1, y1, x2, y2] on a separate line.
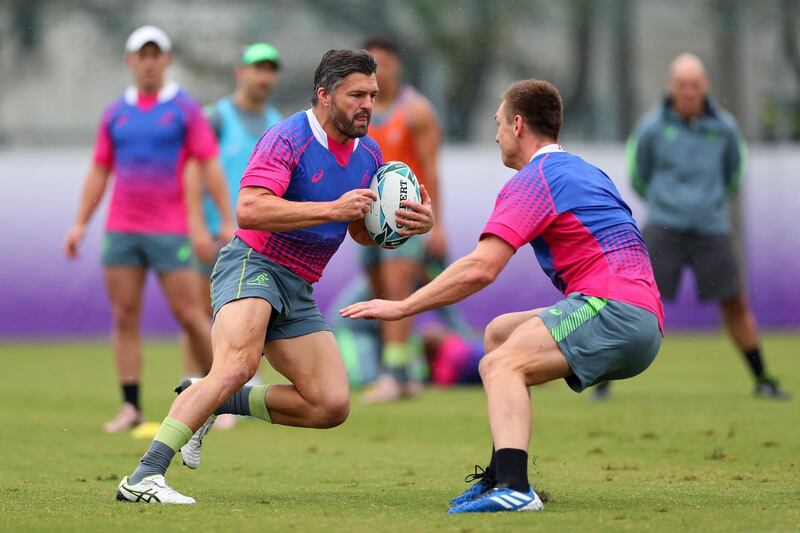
[1, 145, 798, 338]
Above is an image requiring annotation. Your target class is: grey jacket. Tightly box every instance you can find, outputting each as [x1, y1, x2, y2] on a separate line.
[627, 95, 746, 235]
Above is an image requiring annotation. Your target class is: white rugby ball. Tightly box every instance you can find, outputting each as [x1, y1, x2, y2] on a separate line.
[364, 161, 421, 248]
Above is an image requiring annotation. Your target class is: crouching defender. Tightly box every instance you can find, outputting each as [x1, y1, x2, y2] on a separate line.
[341, 79, 664, 513]
[116, 49, 434, 504]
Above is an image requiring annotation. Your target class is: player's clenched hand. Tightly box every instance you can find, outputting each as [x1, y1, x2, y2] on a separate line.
[191, 228, 215, 264]
[218, 220, 236, 244]
[331, 189, 377, 222]
[396, 183, 434, 236]
[339, 299, 406, 321]
[64, 223, 86, 259]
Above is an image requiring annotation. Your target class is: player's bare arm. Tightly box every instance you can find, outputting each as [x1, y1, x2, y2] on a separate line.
[183, 159, 215, 263]
[348, 219, 376, 246]
[408, 97, 442, 212]
[64, 163, 111, 258]
[200, 157, 236, 241]
[409, 96, 447, 258]
[340, 235, 514, 321]
[237, 185, 377, 232]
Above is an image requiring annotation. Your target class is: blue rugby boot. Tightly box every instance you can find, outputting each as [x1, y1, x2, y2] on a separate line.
[449, 465, 494, 507]
[448, 483, 543, 514]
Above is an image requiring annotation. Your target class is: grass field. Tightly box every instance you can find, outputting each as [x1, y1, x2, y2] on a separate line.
[0, 334, 798, 532]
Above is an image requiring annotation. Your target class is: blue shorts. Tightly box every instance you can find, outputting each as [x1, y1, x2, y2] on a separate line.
[537, 293, 662, 392]
[102, 232, 193, 273]
[210, 237, 331, 342]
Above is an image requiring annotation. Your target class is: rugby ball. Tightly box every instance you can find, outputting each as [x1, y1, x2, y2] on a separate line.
[364, 161, 421, 248]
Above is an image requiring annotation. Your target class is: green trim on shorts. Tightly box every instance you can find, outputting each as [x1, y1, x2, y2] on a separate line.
[549, 296, 608, 342]
[236, 248, 254, 299]
[209, 256, 220, 308]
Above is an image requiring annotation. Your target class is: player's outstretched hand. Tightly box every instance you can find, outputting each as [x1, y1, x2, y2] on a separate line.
[339, 299, 406, 321]
[331, 189, 378, 222]
[396, 183, 434, 236]
[64, 223, 86, 259]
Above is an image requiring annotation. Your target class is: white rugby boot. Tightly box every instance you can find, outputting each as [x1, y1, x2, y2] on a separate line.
[180, 413, 216, 469]
[173, 377, 215, 470]
[116, 475, 196, 504]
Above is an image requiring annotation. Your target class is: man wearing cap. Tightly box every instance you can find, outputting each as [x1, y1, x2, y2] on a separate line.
[64, 25, 234, 432]
[181, 43, 283, 431]
[187, 43, 282, 310]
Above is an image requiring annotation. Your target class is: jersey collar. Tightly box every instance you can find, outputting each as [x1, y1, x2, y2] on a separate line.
[529, 143, 564, 162]
[305, 109, 360, 152]
[124, 80, 180, 106]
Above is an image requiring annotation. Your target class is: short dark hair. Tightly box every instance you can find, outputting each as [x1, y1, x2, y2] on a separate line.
[362, 37, 398, 56]
[311, 49, 377, 105]
[503, 79, 563, 140]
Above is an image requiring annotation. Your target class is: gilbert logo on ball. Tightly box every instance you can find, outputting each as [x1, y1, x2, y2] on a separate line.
[364, 161, 421, 249]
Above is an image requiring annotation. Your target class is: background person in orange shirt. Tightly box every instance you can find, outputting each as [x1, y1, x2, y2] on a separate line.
[360, 38, 446, 403]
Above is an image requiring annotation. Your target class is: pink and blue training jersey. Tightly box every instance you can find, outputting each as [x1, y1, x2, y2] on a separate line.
[93, 82, 218, 234]
[481, 147, 665, 329]
[236, 110, 383, 284]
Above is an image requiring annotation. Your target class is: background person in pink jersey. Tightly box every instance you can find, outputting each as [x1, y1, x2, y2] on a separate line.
[341, 79, 663, 513]
[63, 26, 234, 433]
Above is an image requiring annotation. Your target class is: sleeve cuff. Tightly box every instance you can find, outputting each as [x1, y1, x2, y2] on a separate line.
[480, 222, 526, 250]
[190, 146, 219, 161]
[240, 174, 287, 197]
[92, 155, 112, 167]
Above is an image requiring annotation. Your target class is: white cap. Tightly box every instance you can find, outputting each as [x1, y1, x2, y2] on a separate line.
[125, 25, 172, 53]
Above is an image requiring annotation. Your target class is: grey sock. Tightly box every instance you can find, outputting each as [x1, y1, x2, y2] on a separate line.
[215, 386, 252, 416]
[176, 378, 252, 417]
[129, 441, 175, 485]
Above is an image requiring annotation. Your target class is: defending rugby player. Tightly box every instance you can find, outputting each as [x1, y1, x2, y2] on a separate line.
[341, 79, 664, 513]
